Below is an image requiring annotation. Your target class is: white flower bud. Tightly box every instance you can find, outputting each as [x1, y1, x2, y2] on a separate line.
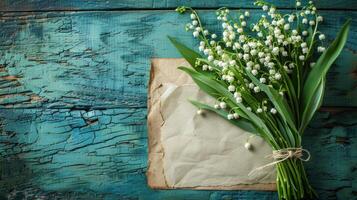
[309, 20, 315, 26]
[319, 34, 325, 40]
[220, 102, 227, 109]
[192, 20, 198, 26]
[250, 49, 257, 56]
[299, 55, 305, 60]
[234, 92, 241, 98]
[244, 11, 250, 17]
[268, 62, 275, 68]
[272, 47, 279, 55]
[197, 109, 204, 115]
[236, 97, 242, 103]
[227, 114, 234, 120]
[193, 31, 199, 37]
[254, 86, 260, 93]
[258, 52, 265, 58]
[243, 54, 250, 61]
[222, 22, 228, 28]
[270, 108, 277, 114]
[190, 13, 196, 19]
[284, 24, 290, 30]
[228, 85, 236, 92]
[317, 16, 323, 22]
[211, 34, 217, 39]
[288, 15, 294, 22]
[252, 69, 258, 75]
[199, 46, 204, 52]
[208, 55, 214, 61]
[233, 113, 239, 119]
[260, 77, 266, 83]
[302, 30, 308, 36]
[296, 1, 301, 6]
[214, 104, 220, 109]
[274, 73, 281, 80]
[318, 46, 325, 52]
[269, 69, 276, 75]
[302, 18, 308, 24]
[244, 142, 252, 150]
[237, 28, 243, 33]
[227, 76, 234, 83]
[256, 108, 263, 113]
[263, 5, 268, 11]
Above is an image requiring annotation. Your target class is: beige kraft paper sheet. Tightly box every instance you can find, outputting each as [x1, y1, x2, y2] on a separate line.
[147, 58, 276, 190]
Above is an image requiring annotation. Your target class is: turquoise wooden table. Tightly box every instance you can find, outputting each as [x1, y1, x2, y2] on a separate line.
[0, 1, 356, 199]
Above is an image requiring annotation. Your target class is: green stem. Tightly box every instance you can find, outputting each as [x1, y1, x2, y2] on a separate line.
[276, 160, 317, 200]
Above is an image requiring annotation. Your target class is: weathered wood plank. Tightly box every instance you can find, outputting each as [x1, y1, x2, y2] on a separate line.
[0, 10, 356, 109]
[0, 0, 356, 11]
[0, 108, 355, 199]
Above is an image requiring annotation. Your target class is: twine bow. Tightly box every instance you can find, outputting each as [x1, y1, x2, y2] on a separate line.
[248, 147, 311, 176]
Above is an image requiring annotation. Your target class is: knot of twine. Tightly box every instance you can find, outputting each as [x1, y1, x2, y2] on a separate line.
[248, 147, 310, 177]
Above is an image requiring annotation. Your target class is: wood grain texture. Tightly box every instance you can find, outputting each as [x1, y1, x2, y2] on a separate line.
[0, 108, 355, 199]
[0, 0, 356, 11]
[0, 3, 356, 200]
[0, 10, 356, 109]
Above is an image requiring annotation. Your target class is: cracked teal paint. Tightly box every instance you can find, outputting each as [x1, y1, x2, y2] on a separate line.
[0, 1, 356, 200]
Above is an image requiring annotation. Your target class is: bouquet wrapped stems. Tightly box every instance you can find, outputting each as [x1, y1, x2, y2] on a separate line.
[276, 160, 315, 200]
[170, 1, 350, 199]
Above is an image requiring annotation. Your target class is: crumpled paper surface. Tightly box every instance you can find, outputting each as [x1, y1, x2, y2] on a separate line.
[147, 58, 276, 190]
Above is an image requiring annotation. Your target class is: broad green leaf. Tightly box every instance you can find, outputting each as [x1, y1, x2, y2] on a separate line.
[300, 77, 325, 133]
[275, 117, 299, 147]
[179, 66, 279, 147]
[190, 100, 258, 134]
[168, 36, 202, 67]
[178, 66, 223, 99]
[301, 20, 351, 129]
[246, 71, 297, 134]
[280, 65, 298, 119]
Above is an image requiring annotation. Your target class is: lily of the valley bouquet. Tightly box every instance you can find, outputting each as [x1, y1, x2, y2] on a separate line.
[169, 0, 350, 199]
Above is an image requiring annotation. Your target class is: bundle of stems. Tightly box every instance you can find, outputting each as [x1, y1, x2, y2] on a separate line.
[169, 1, 350, 199]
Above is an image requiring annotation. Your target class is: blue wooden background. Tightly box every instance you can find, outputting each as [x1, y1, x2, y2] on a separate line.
[0, 1, 356, 199]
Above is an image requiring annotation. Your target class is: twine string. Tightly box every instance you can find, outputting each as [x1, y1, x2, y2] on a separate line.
[248, 147, 310, 177]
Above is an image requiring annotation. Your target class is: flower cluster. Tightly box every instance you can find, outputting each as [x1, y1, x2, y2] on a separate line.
[177, 0, 326, 120]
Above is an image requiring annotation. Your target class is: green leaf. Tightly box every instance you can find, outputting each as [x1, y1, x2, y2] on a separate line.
[190, 100, 258, 134]
[301, 19, 351, 131]
[168, 36, 202, 67]
[179, 66, 279, 147]
[178, 66, 222, 99]
[246, 71, 297, 133]
[276, 117, 296, 147]
[300, 77, 325, 133]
